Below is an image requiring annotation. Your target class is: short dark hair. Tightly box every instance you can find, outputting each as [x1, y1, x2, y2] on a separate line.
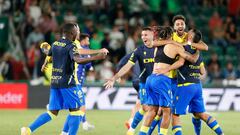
[80, 33, 90, 41]
[62, 23, 76, 35]
[142, 27, 152, 31]
[191, 29, 202, 43]
[172, 15, 186, 23]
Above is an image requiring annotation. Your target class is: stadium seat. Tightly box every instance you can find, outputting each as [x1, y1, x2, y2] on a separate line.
[226, 46, 237, 56]
[210, 46, 223, 56]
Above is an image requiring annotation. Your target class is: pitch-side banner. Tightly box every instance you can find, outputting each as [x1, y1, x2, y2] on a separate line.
[0, 83, 28, 109]
[83, 87, 240, 111]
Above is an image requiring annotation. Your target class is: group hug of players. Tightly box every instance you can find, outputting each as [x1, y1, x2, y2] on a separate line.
[104, 15, 224, 135]
[21, 14, 224, 135]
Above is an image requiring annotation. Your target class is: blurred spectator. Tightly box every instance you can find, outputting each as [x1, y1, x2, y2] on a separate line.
[38, 13, 57, 34]
[109, 1, 127, 25]
[223, 15, 233, 31]
[125, 29, 136, 54]
[0, 0, 11, 15]
[0, 52, 13, 80]
[228, 0, 240, 16]
[207, 53, 222, 80]
[208, 11, 223, 31]
[222, 61, 239, 80]
[128, 0, 148, 15]
[114, 10, 128, 32]
[82, 18, 95, 37]
[90, 32, 101, 50]
[101, 31, 111, 50]
[64, 10, 77, 23]
[212, 25, 228, 50]
[86, 70, 97, 82]
[109, 25, 124, 51]
[28, 0, 41, 26]
[129, 12, 144, 27]
[98, 59, 114, 80]
[38, 13, 58, 43]
[26, 27, 44, 49]
[208, 62, 222, 80]
[225, 23, 240, 47]
[0, 52, 30, 80]
[20, 13, 35, 46]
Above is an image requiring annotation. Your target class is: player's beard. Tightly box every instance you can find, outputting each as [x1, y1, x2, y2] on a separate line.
[177, 29, 184, 36]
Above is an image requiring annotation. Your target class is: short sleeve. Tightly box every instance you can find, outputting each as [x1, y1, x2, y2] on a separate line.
[128, 48, 140, 65]
[69, 45, 79, 60]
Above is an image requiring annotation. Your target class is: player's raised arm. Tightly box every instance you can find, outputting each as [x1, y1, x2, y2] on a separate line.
[190, 40, 208, 51]
[78, 48, 109, 55]
[73, 53, 106, 64]
[104, 61, 134, 89]
[153, 38, 183, 47]
[175, 44, 199, 63]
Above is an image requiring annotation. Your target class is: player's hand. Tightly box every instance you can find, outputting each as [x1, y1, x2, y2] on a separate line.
[104, 78, 115, 89]
[96, 53, 107, 60]
[100, 48, 109, 55]
[41, 64, 47, 72]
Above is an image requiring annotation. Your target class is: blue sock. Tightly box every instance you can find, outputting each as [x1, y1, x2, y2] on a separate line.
[82, 114, 86, 123]
[131, 108, 145, 129]
[148, 115, 161, 135]
[62, 115, 70, 133]
[68, 111, 83, 135]
[192, 116, 201, 135]
[29, 111, 56, 132]
[157, 118, 162, 134]
[206, 116, 223, 135]
[172, 125, 182, 135]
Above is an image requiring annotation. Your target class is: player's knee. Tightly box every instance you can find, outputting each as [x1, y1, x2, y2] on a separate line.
[148, 107, 158, 116]
[193, 112, 208, 120]
[142, 105, 148, 112]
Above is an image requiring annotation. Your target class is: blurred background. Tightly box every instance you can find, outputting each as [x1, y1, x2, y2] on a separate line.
[0, 0, 240, 134]
[0, 0, 240, 107]
[0, 0, 240, 87]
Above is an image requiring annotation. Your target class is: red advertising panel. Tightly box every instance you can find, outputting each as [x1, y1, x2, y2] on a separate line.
[0, 83, 28, 109]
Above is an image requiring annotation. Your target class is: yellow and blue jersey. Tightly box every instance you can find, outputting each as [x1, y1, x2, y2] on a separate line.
[177, 45, 204, 84]
[172, 32, 188, 43]
[49, 38, 79, 88]
[172, 45, 205, 115]
[128, 45, 155, 83]
[74, 40, 92, 86]
[169, 32, 188, 78]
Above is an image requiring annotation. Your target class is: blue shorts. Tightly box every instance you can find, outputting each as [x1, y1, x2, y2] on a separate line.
[76, 84, 86, 105]
[48, 86, 85, 110]
[171, 78, 178, 96]
[145, 74, 172, 107]
[139, 83, 148, 105]
[172, 83, 205, 115]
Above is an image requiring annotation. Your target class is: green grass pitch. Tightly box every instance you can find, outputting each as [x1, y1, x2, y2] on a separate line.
[0, 109, 239, 135]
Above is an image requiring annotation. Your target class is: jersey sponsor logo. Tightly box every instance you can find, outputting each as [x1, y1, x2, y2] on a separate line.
[53, 41, 66, 47]
[143, 58, 155, 63]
